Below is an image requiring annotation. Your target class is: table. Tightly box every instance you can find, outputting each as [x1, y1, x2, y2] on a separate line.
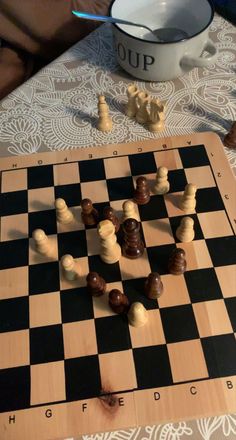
[0, 12, 235, 440]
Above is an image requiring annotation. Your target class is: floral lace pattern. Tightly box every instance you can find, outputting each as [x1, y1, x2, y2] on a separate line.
[0, 15, 235, 173]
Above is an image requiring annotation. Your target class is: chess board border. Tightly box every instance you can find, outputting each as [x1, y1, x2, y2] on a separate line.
[0, 132, 235, 440]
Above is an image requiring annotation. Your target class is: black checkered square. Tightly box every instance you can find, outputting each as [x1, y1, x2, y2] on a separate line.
[179, 145, 210, 168]
[60, 287, 94, 323]
[106, 176, 134, 201]
[201, 334, 236, 377]
[88, 255, 121, 283]
[54, 183, 81, 207]
[0, 238, 28, 269]
[79, 159, 105, 182]
[147, 244, 176, 275]
[0, 190, 28, 216]
[29, 262, 60, 295]
[160, 304, 199, 343]
[95, 315, 131, 354]
[58, 230, 87, 258]
[0, 297, 29, 332]
[128, 152, 156, 176]
[29, 209, 57, 236]
[206, 236, 236, 266]
[122, 278, 158, 310]
[28, 165, 54, 189]
[184, 268, 223, 303]
[65, 356, 101, 400]
[133, 345, 173, 388]
[30, 324, 64, 364]
[0, 366, 30, 412]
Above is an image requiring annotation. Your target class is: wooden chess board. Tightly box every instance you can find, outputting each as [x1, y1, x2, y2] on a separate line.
[0, 132, 235, 440]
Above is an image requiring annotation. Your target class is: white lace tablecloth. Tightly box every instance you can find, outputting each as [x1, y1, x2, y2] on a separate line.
[0, 12, 235, 440]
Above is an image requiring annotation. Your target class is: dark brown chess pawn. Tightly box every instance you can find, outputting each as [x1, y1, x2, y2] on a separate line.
[109, 289, 129, 314]
[224, 121, 236, 149]
[81, 198, 99, 226]
[103, 206, 120, 233]
[144, 272, 163, 299]
[122, 218, 144, 259]
[86, 272, 106, 296]
[134, 176, 150, 205]
[168, 248, 187, 275]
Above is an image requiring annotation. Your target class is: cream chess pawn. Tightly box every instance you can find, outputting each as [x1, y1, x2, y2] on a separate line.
[153, 166, 170, 194]
[97, 95, 112, 132]
[122, 200, 139, 222]
[148, 99, 165, 132]
[125, 83, 139, 117]
[98, 220, 121, 264]
[55, 198, 74, 224]
[61, 254, 79, 281]
[179, 183, 197, 212]
[32, 229, 52, 256]
[128, 302, 148, 327]
[176, 216, 195, 242]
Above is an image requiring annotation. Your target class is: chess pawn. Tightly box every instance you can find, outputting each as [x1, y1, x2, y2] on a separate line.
[122, 218, 144, 259]
[61, 254, 79, 281]
[176, 216, 195, 242]
[81, 198, 99, 226]
[55, 198, 74, 224]
[179, 183, 197, 212]
[144, 272, 163, 299]
[153, 166, 170, 195]
[134, 176, 150, 205]
[122, 200, 139, 222]
[109, 289, 129, 314]
[136, 91, 150, 124]
[148, 99, 165, 132]
[168, 248, 187, 275]
[128, 302, 148, 327]
[103, 206, 120, 233]
[224, 121, 236, 149]
[97, 95, 112, 132]
[86, 271, 106, 296]
[32, 229, 51, 256]
[98, 220, 121, 264]
[125, 83, 139, 117]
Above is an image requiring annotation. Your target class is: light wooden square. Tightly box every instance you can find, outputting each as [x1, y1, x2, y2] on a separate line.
[0, 330, 29, 369]
[154, 150, 182, 170]
[142, 218, 175, 247]
[1, 169, 27, 192]
[0, 266, 28, 300]
[129, 309, 165, 348]
[168, 339, 208, 383]
[53, 163, 80, 185]
[164, 192, 195, 217]
[176, 240, 213, 270]
[185, 166, 215, 188]
[29, 235, 58, 265]
[80, 180, 109, 203]
[93, 281, 123, 318]
[0, 213, 28, 241]
[59, 256, 89, 291]
[197, 211, 233, 238]
[158, 274, 190, 308]
[63, 320, 97, 359]
[30, 361, 66, 405]
[86, 228, 100, 256]
[28, 187, 55, 212]
[29, 292, 61, 328]
[110, 199, 140, 222]
[193, 299, 233, 337]
[215, 265, 236, 298]
[119, 249, 151, 281]
[99, 350, 137, 392]
[57, 207, 84, 233]
[104, 157, 131, 179]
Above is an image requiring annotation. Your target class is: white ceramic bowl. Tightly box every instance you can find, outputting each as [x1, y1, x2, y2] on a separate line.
[110, 0, 217, 81]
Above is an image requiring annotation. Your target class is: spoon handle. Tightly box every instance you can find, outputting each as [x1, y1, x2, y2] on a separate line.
[72, 10, 152, 33]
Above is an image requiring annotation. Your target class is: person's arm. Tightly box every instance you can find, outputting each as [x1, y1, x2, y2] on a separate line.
[0, 0, 112, 99]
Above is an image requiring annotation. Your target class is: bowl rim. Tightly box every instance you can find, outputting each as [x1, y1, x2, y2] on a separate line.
[109, 0, 215, 44]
